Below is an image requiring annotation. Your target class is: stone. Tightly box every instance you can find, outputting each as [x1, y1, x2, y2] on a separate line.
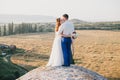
[16, 65, 107, 80]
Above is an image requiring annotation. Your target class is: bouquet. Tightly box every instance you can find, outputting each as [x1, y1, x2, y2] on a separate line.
[72, 31, 78, 39]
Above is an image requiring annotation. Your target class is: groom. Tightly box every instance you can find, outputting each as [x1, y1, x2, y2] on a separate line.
[58, 14, 75, 66]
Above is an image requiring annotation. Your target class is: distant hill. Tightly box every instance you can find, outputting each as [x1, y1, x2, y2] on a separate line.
[0, 14, 87, 24]
[0, 14, 56, 23]
[69, 19, 87, 24]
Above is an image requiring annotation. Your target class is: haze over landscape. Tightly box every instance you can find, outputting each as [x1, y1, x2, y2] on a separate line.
[0, 14, 56, 23]
[0, 0, 120, 22]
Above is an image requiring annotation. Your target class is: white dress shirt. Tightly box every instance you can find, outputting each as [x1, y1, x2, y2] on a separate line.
[58, 21, 74, 35]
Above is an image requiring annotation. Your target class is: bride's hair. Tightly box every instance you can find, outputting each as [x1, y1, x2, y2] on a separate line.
[55, 18, 61, 32]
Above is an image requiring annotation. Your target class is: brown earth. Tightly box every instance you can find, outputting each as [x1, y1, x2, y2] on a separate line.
[0, 30, 120, 80]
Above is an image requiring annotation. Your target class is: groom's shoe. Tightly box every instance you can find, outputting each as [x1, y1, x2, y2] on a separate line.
[62, 65, 70, 67]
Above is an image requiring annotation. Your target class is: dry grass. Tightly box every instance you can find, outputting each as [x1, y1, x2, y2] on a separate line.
[0, 30, 120, 79]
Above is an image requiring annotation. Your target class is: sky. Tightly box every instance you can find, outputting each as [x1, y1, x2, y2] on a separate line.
[0, 0, 120, 22]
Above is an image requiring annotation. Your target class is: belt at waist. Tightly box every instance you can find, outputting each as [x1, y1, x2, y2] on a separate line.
[62, 36, 71, 38]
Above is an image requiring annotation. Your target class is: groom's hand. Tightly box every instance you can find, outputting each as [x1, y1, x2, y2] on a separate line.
[61, 34, 71, 37]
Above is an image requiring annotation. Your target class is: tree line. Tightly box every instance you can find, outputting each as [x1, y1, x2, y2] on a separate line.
[0, 21, 120, 36]
[0, 23, 55, 36]
[74, 22, 120, 30]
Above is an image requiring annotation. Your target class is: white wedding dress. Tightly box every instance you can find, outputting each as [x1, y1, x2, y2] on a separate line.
[46, 32, 64, 67]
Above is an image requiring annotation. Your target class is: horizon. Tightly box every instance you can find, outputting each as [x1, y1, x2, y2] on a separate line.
[0, 0, 120, 22]
[0, 14, 120, 23]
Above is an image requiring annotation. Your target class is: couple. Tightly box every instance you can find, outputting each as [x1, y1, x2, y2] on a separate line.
[47, 14, 75, 67]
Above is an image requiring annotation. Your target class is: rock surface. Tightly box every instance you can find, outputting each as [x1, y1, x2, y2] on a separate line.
[16, 65, 107, 80]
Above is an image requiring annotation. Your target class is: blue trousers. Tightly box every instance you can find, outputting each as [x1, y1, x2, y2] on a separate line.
[61, 37, 72, 66]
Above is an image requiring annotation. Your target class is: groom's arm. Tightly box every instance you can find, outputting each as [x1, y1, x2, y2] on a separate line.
[71, 23, 75, 35]
[70, 24, 75, 38]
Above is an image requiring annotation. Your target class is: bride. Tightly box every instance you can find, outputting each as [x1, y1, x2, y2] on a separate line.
[46, 18, 64, 66]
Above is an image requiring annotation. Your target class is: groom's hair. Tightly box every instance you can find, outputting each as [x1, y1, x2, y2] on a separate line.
[63, 14, 69, 20]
